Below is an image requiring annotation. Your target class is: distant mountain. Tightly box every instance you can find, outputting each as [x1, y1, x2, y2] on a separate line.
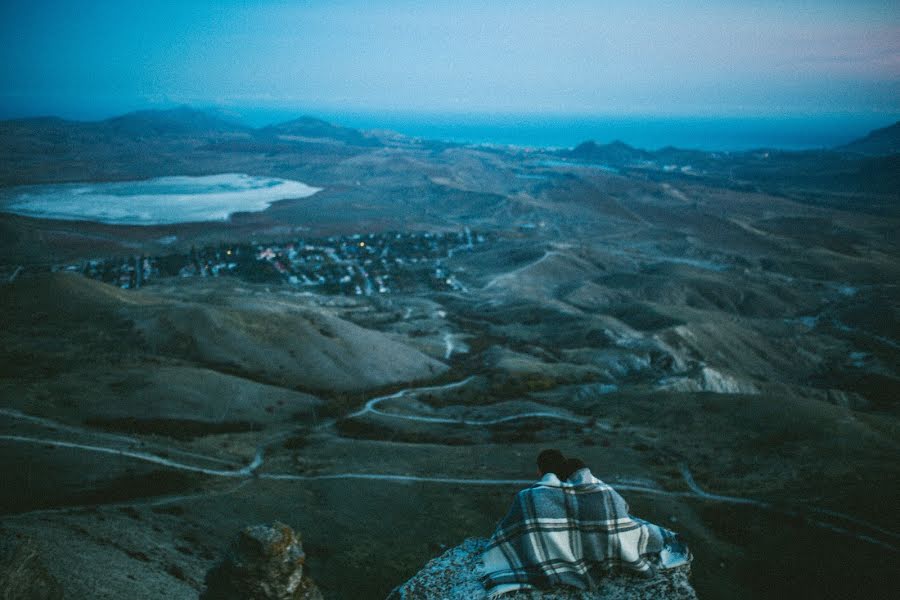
[837, 121, 900, 156]
[261, 116, 380, 147]
[0, 108, 383, 184]
[566, 140, 650, 163]
[103, 106, 249, 137]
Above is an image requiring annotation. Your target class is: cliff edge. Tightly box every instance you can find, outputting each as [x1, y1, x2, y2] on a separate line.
[387, 538, 698, 600]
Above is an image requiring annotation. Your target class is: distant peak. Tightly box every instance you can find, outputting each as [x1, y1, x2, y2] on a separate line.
[572, 139, 634, 152]
[263, 115, 381, 147]
[838, 120, 900, 156]
[573, 140, 599, 150]
[265, 115, 348, 131]
[279, 115, 332, 126]
[567, 138, 646, 162]
[103, 106, 247, 135]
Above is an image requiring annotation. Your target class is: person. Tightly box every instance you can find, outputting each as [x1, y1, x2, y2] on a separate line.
[480, 450, 691, 597]
[536, 448, 567, 479]
[560, 456, 587, 481]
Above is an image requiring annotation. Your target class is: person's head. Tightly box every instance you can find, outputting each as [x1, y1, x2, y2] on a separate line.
[536, 449, 566, 477]
[561, 457, 587, 480]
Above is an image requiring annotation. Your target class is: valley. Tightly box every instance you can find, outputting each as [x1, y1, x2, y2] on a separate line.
[0, 110, 898, 600]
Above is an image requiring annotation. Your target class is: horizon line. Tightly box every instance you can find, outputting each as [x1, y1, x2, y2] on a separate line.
[2, 101, 900, 124]
[1, 103, 896, 154]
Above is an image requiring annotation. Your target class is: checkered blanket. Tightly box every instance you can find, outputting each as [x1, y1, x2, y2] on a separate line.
[481, 469, 688, 596]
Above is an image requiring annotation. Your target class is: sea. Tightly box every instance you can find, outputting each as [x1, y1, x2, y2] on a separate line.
[1, 103, 895, 152]
[233, 109, 898, 152]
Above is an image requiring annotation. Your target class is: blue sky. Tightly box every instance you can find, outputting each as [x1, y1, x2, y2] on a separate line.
[1, 0, 898, 119]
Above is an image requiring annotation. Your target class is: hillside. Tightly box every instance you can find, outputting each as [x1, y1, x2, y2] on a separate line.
[838, 121, 900, 155]
[104, 106, 250, 137]
[0, 273, 446, 414]
[0, 108, 898, 600]
[261, 116, 381, 147]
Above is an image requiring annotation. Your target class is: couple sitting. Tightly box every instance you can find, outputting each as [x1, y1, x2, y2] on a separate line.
[481, 449, 691, 597]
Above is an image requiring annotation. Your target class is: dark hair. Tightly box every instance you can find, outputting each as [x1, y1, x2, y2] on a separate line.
[561, 457, 587, 480]
[536, 449, 566, 476]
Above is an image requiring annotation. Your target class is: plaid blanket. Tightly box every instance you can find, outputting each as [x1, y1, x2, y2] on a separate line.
[481, 469, 688, 596]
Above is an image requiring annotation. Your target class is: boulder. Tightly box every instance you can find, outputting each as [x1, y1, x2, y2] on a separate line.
[202, 522, 323, 600]
[387, 538, 698, 600]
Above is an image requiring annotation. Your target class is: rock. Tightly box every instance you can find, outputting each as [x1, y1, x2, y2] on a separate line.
[0, 535, 63, 600]
[387, 538, 698, 600]
[201, 522, 323, 600]
[659, 366, 758, 395]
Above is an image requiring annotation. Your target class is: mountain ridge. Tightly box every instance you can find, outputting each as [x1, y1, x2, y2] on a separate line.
[3, 107, 898, 155]
[837, 120, 900, 155]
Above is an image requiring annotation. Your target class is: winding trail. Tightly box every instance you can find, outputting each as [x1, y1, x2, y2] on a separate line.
[345, 378, 475, 420]
[679, 464, 897, 551]
[2, 379, 897, 553]
[0, 435, 261, 478]
[1, 430, 896, 551]
[345, 377, 589, 426]
[0, 430, 682, 496]
[0, 407, 236, 467]
[257, 472, 683, 497]
[483, 250, 558, 289]
[679, 463, 768, 508]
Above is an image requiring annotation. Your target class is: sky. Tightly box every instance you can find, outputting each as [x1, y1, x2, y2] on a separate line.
[1, 0, 898, 120]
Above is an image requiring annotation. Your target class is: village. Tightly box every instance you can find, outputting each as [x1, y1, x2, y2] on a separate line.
[64, 229, 488, 296]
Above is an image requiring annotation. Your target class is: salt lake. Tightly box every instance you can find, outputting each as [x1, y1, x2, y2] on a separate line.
[0, 173, 321, 225]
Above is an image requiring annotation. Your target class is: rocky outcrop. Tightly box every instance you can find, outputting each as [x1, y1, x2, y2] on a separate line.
[202, 523, 323, 600]
[387, 538, 698, 600]
[0, 536, 63, 600]
[658, 366, 758, 395]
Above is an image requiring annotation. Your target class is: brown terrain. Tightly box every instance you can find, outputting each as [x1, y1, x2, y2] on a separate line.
[0, 109, 898, 599]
